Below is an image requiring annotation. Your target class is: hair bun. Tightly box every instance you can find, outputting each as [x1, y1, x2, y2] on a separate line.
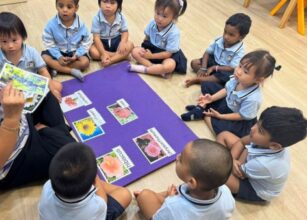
[275, 65, 282, 71]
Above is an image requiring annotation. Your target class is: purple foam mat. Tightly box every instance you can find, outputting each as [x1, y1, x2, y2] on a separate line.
[62, 61, 197, 186]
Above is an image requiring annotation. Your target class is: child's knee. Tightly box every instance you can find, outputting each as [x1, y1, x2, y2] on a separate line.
[136, 189, 153, 203]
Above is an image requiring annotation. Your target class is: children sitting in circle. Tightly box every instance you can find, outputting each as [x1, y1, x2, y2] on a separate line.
[89, 0, 134, 67]
[181, 50, 281, 138]
[42, 0, 92, 82]
[185, 13, 252, 87]
[129, 0, 188, 78]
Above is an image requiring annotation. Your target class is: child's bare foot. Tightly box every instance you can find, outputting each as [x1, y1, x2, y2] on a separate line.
[133, 190, 141, 198]
[185, 78, 199, 87]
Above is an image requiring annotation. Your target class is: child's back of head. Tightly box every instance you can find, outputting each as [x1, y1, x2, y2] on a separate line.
[260, 106, 307, 147]
[49, 143, 97, 199]
[189, 139, 233, 190]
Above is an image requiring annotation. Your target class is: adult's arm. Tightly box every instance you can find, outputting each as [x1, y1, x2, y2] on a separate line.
[0, 83, 25, 169]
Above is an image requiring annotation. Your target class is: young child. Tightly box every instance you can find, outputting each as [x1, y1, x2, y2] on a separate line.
[39, 142, 132, 220]
[217, 106, 307, 202]
[135, 139, 235, 220]
[0, 12, 62, 101]
[129, 0, 188, 78]
[185, 13, 252, 87]
[42, 0, 92, 82]
[89, 0, 134, 67]
[181, 50, 281, 138]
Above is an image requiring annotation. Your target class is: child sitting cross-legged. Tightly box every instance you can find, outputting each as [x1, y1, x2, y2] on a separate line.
[217, 106, 307, 202]
[38, 143, 132, 220]
[135, 139, 235, 220]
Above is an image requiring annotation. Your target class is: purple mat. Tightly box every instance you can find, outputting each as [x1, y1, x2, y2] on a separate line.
[62, 61, 197, 186]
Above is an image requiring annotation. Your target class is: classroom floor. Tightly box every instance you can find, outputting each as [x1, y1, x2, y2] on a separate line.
[0, 0, 306, 219]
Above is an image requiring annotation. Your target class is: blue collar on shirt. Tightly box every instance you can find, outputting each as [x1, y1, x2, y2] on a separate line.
[55, 186, 96, 204]
[152, 21, 174, 37]
[229, 77, 259, 99]
[98, 10, 122, 25]
[248, 143, 284, 155]
[178, 184, 222, 206]
[215, 37, 243, 53]
[56, 14, 80, 29]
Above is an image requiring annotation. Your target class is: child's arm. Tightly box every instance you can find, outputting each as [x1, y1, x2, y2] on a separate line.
[42, 24, 63, 60]
[38, 67, 62, 101]
[204, 110, 243, 121]
[143, 50, 172, 60]
[198, 88, 227, 107]
[92, 33, 109, 61]
[74, 25, 92, 60]
[197, 51, 210, 76]
[94, 175, 108, 203]
[117, 31, 130, 54]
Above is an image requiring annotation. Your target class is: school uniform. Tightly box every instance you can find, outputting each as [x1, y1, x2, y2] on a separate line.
[153, 184, 235, 220]
[201, 78, 261, 137]
[42, 14, 92, 59]
[0, 44, 45, 73]
[39, 180, 124, 220]
[201, 37, 244, 83]
[236, 144, 290, 201]
[91, 10, 128, 52]
[142, 19, 187, 74]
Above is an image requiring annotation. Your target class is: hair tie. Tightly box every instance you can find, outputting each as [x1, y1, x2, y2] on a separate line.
[275, 65, 282, 71]
[177, 0, 184, 15]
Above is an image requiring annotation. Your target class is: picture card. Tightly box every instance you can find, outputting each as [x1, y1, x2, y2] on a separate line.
[133, 128, 174, 164]
[72, 116, 104, 142]
[96, 147, 132, 183]
[107, 99, 137, 125]
[60, 90, 92, 113]
[87, 108, 106, 126]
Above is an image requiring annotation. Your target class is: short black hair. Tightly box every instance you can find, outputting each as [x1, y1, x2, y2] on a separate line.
[49, 143, 97, 199]
[155, 0, 187, 20]
[260, 106, 307, 147]
[189, 139, 233, 191]
[56, 0, 79, 5]
[240, 49, 279, 79]
[0, 12, 27, 39]
[98, 0, 123, 12]
[226, 13, 252, 37]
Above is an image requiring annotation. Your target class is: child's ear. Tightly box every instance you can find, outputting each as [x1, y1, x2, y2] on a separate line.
[256, 77, 265, 84]
[269, 142, 283, 151]
[187, 177, 198, 190]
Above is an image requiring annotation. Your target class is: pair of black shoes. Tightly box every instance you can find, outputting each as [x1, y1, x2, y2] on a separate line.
[181, 105, 205, 121]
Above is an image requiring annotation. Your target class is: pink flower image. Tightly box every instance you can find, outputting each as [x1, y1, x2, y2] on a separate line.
[100, 156, 124, 178]
[144, 141, 161, 158]
[114, 107, 131, 118]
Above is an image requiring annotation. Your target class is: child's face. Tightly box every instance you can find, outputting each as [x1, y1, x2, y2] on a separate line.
[175, 142, 193, 182]
[234, 62, 263, 87]
[56, 0, 78, 24]
[0, 33, 23, 55]
[100, 0, 118, 17]
[223, 24, 242, 48]
[249, 121, 272, 147]
[154, 7, 174, 31]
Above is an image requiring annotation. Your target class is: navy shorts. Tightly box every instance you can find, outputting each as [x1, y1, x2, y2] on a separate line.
[141, 40, 187, 74]
[101, 35, 121, 53]
[41, 50, 89, 60]
[234, 178, 266, 202]
[198, 54, 233, 84]
[106, 194, 125, 220]
[201, 81, 256, 137]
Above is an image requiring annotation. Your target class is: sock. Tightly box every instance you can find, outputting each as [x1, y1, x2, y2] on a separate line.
[128, 64, 147, 73]
[71, 69, 84, 82]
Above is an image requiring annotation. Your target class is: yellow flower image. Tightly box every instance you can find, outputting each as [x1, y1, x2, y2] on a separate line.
[75, 118, 96, 136]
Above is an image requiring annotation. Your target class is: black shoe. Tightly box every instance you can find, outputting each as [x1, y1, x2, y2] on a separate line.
[181, 107, 204, 121]
[185, 105, 196, 111]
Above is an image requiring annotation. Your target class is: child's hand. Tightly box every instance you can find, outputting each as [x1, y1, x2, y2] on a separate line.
[0, 82, 25, 120]
[232, 160, 244, 179]
[49, 80, 62, 102]
[207, 66, 215, 75]
[138, 47, 147, 57]
[67, 55, 78, 63]
[101, 54, 111, 66]
[197, 94, 212, 107]
[59, 56, 69, 66]
[166, 184, 177, 197]
[203, 108, 222, 118]
[117, 41, 128, 54]
[197, 69, 208, 77]
[143, 49, 153, 59]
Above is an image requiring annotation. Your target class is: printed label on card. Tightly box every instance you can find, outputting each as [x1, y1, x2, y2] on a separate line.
[113, 146, 135, 169]
[87, 108, 106, 126]
[75, 90, 92, 106]
[117, 98, 129, 108]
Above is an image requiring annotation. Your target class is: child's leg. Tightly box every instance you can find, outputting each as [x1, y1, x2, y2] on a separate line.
[48, 79, 63, 102]
[42, 54, 72, 74]
[68, 56, 90, 71]
[185, 75, 220, 87]
[89, 44, 101, 60]
[108, 41, 134, 65]
[145, 58, 176, 76]
[216, 131, 241, 150]
[226, 173, 240, 193]
[135, 189, 165, 220]
[204, 116, 215, 134]
[102, 182, 132, 209]
[131, 47, 153, 66]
